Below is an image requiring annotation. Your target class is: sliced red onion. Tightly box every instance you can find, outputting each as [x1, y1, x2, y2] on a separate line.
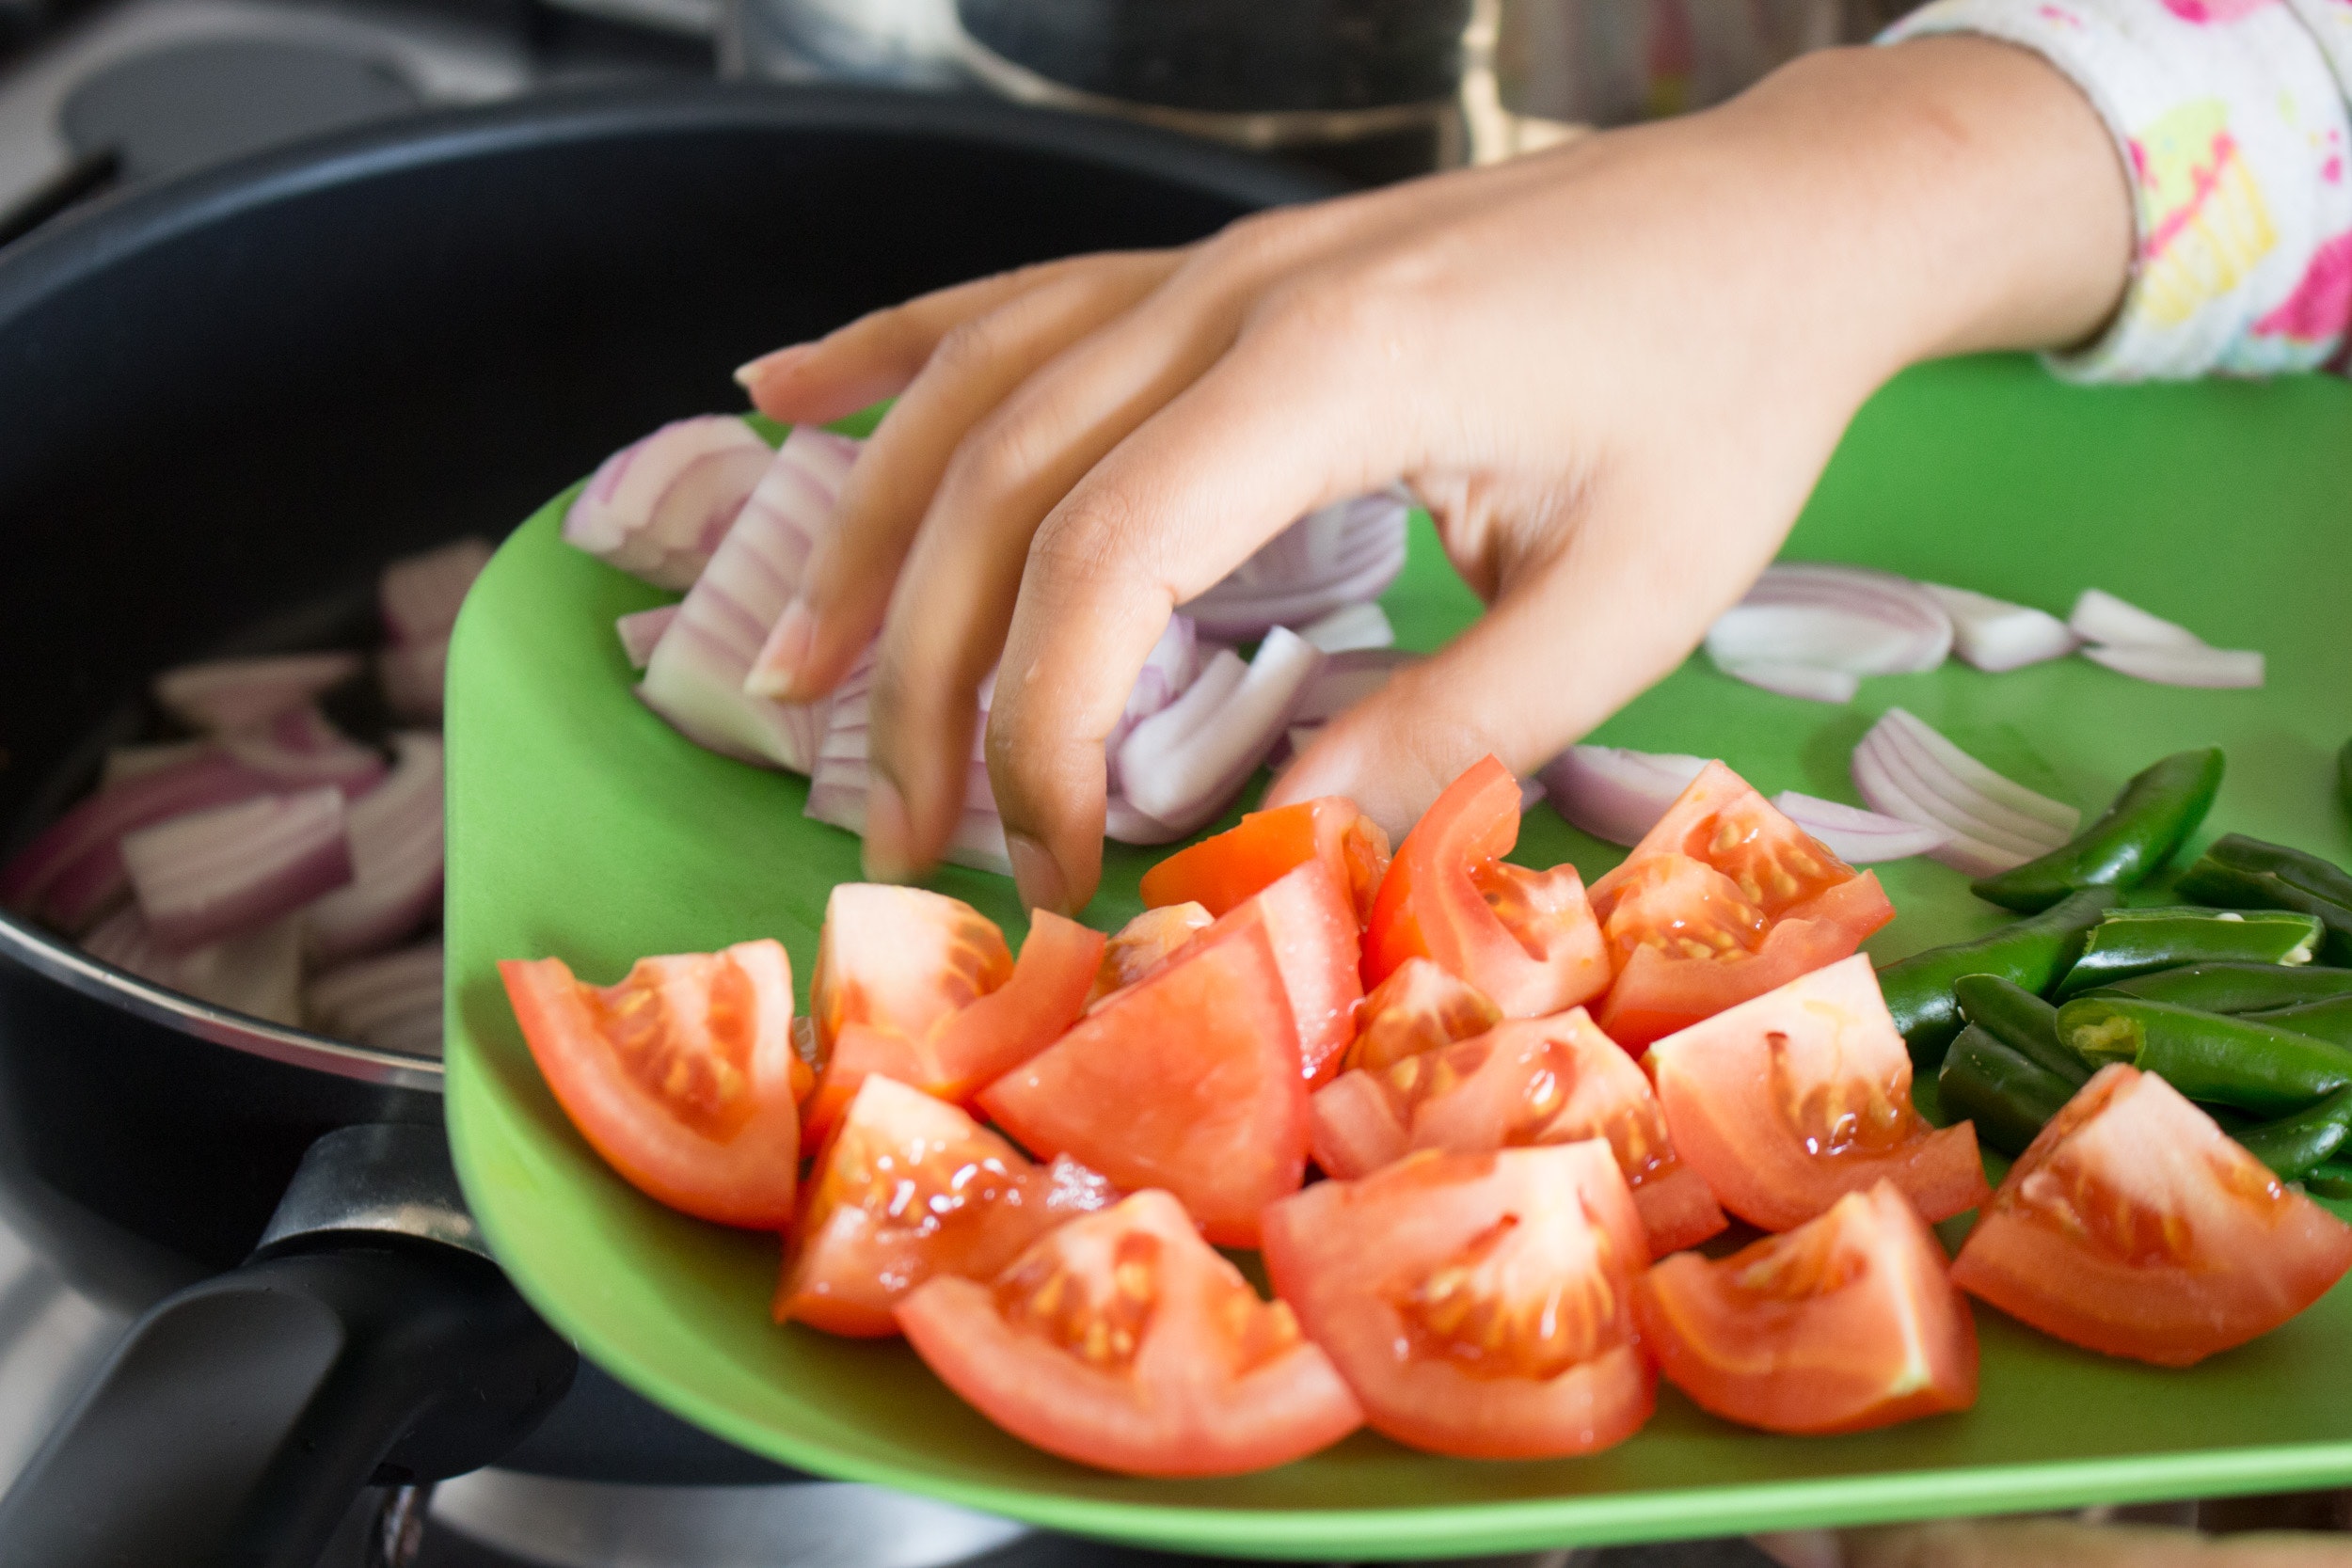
[4, 751, 289, 929]
[1113, 628, 1325, 835]
[1291, 647, 1421, 725]
[1715, 660, 1861, 705]
[802, 646, 1012, 877]
[1770, 790, 1950, 864]
[1297, 601, 1394, 656]
[1101, 798, 1188, 846]
[102, 739, 217, 788]
[1706, 564, 1952, 692]
[615, 605, 677, 671]
[304, 734, 445, 965]
[1537, 746, 1708, 847]
[379, 637, 449, 722]
[381, 537, 493, 644]
[122, 787, 353, 955]
[85, 906, 304, 1026]
[1920, 584, 2076, 673]
[638, 428, 859, 770]
[2081, 643, 2265, 689]
[220, 707, 389, 793]
[307, 942, 444, 1057]
[1178, 490, 1409, 640]
[562, 416, 774, 591]
[2068, 588, 2202, 650]
[1851, 709, 2074, 879]
[154, 651, 363, 733]
[1103, 614, 1200, 797]
[1518, 776, 1546, 813]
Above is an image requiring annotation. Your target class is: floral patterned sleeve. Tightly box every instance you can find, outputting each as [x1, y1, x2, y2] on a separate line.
[1884, 0, 2352, 379]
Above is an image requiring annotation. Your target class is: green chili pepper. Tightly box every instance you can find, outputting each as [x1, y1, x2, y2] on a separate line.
[2054, 908, 2324, 999]
[2193, 833, 2352, 907]
[2175, 860, 2352, 968]
[2090, 961, 2352, 1015]
[1972, 748, 2225, 913]
[2055, 995, 2352, 1117]
[2304, 1157, 2352, 1200]
[2234, 1086, 2352, 1182]
[2244, 994, 2352, 1050]
[1952, 973, 2089, 1086]
[1876, 888, 2120, 1070]
[1938, 1024, 2076, 1158]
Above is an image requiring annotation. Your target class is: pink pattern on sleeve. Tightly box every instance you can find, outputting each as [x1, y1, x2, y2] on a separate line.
[2252, 230, 2352, 336]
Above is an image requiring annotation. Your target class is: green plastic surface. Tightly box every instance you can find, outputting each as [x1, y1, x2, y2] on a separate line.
[445, 356, 2352, 1557]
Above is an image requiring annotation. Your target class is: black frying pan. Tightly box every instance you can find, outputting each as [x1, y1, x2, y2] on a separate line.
[0, 82, 1333, 1566]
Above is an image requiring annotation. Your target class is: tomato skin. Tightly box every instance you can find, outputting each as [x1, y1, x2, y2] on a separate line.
[1364, 756, 1612, 1020]
[777, 1076, 1111, 1338]
[812, 884, 1009, 1053]
[1140, 797, 1391, 926]
[979, 924, 1309, 1246]
[804, 910, 1104, 1142]
[1261, 1143, 1655, 1460]
[895, 1190, 1362, 1477]
[1951, 1064, 2352, 1367]
[1198, 859, 1364, 1085]
[1636, 1181, 1978, 1435]
[1310, 1008, 1726, 1256]
[500, 941, 802, 1228]
[1645, 955, 1988, 1232]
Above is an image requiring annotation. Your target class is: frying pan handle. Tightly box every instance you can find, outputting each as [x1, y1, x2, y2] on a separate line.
[0, 1125, 577, 1568]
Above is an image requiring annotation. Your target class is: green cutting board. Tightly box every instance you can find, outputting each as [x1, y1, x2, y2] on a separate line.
[444, 355, 2352, 1557]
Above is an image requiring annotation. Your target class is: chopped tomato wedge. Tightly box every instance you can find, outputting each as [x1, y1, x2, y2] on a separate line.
[1951, 1064, 2352, 1367]
[979, 921, 1309, 1246]
[500, 940, 802, 1227]
[896, 1189, 1362, 1477]
[1262, 1143, 1654, 1459]
[804, 890, 1104, 1141]
[1343, 958, 1501, 1075]
[1194, 858, 1363, 1085]
[1140, 796, 1391, 926]
[1636, 1180, 1978, 1434]
[1310, 1007, 1725, 1255]
[1645, 955, 1988, 1232]
[1088, 902, 1212, 1008]
[1586, 762, 1894, 1049]
[1363, 755, 1611, 1020]
[776, 1075, 1114, 1337]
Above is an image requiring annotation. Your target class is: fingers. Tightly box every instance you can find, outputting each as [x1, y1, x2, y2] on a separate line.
[736, 254, 1165, 426]
[755, 251, 1180, 704]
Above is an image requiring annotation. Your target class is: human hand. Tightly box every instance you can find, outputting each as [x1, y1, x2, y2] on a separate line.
[739, 38, 2128, 914]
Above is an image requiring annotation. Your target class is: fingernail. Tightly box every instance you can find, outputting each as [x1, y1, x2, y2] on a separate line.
[1006, 832, 1072, 917]
[734, 343, 812, 388]
[745, 598, 816, 701]
[861, 775, 916, 884]
[1751, 1530, 1843, 1568]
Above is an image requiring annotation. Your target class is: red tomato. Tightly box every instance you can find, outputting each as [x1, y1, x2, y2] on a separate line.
[1343, 957, 1502, 1074]
[1140, 797, 1391, 925]
[1088, 902, 1212, 1008]
[1363, 755, 1611, 1019]
[896, 1189, 1362, 1477]
[1645, 955, 1988, 1232]
[1636, 1180, 1978, 1434]
[500, 940, 802, 1227]
[1951, 1064, 2352, 1367]
[1585, 762, 1894, 1049]
[1196, 858, 1364, 1085]
[1310, 1008, 1726, 1256]
[812, 883, 1009, 1050]
[805, 898, 1104, 1141]
[776, 1075, 1114, 1338]
[979, 923, 1309, 1246]
[1262, 1143, 1654, 1459]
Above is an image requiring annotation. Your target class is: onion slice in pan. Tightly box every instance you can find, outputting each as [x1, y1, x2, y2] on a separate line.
[308, 941, 445, 1058]
[1770, 790, 1950, 864]
[380, 537, 493, 645]
[562, 415, 773, 591]
[85, 906, 305, 1027]
[379, 637, 450, 722]
[1537, 745, 1708, 847]
[304, 734, 446, 965]
[121, 786, 353, 955]
[1851, 708, 2074, 879]
[221, 707, 389, 792]
[154, 651, 364, 734]
[1921, 583, 2076, 673]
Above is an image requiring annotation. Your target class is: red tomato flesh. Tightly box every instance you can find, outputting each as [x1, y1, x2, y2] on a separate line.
[1636, 1180, 1978, 1434]
[1195, 858, 1364, 1085]
[979, 922, 1309, 1246]
[1261, 1143, 1655, 1459]
[1088, 902, 1212, 1009]
[1311, 1007, 1726, 1256]
[1343, 957, 1502, 1074]
[1140, 796, 1391, 926]
[777, 1075, 1113, 1337]
[500, 940, 802, 1227]
[804, 898, 1103, 1141]
[1586, 763, 1894, 1049]
[1646, 954, 1988, 1232]
[896, 1189, 1362, 1477]
[1363, 755, 1611, 1019]
[1952, 1064, 2352, 1367]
